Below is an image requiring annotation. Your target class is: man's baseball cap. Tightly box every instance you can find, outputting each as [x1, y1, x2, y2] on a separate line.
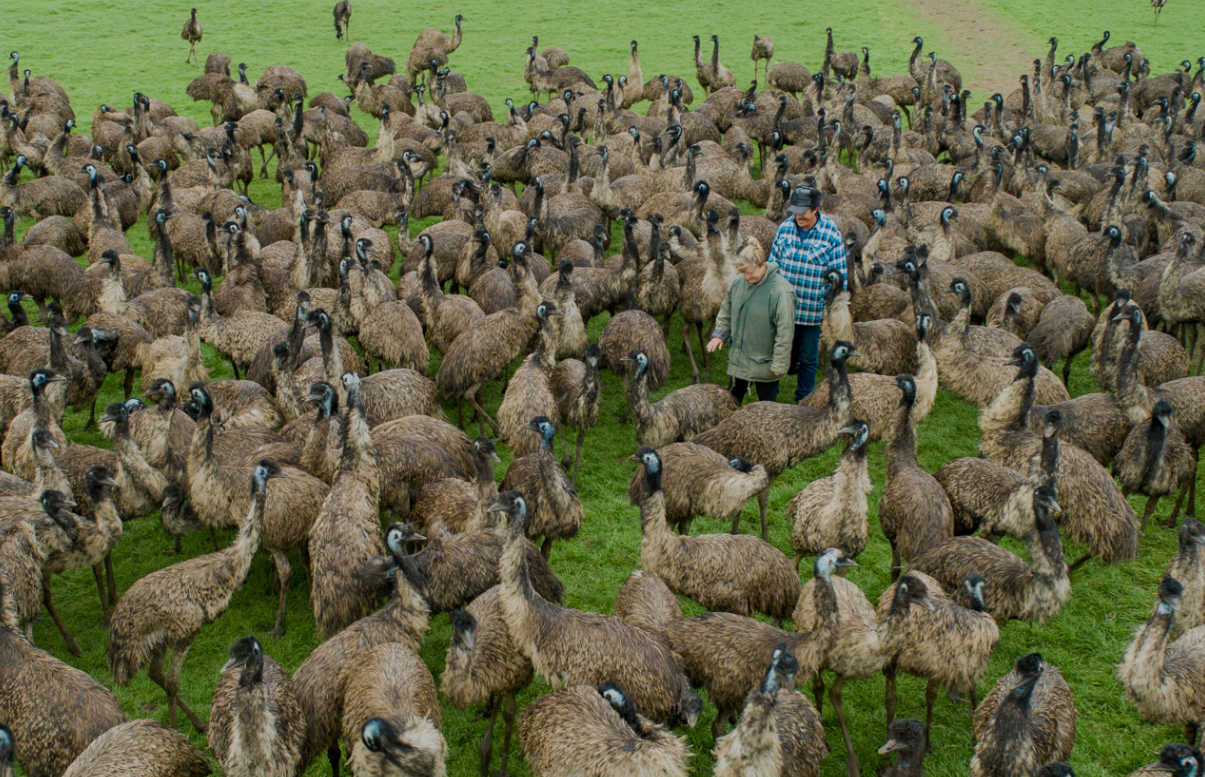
[787, 185, 822, 214]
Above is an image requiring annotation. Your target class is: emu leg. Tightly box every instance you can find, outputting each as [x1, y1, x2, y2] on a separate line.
[831, 677, 861, 777]
[478, 693, 500, 777]
[617, 377, 631, 423]
[92, 564, 110, 625]
[498, 693, 517, 777]
[465, 392, 499, 436]
[759, 493, 768, 541]
[890, 548, 902, 581]
[540, 537, 553, 560]
[571, 428, 586, 487]
[559, 425, 570, 469]
[123, 368, 135, 400]
[924, 680, 940, 751]
[710, 704, 730, 742]
[327, 747, 342, 777]
[269, 550, 292, 638]
[148, 649, 172, 724]
[1137, 493, 1166, 530]
[1189, 450, 1199, 519]
[1061, 355, 1073, 386]
[229, 355, 241, 380]
[105, 553, 117, 608]
[455, 396, 464, 430]
[1068, 553, 1092, 572]
[699, 322, 712, 384]
[1139, 495, 1161, 530]
[168, 644, 207, 732]
[1170, 479, 1190, 525]
[1189, 722, 1200, 747]
[682, 322, 702, 383]
[812, 673, 826, 715]
[42, 574, 82, 656]
[884, 663, 898, 726]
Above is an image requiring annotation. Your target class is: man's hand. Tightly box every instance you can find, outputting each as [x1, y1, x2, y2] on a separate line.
[706, 337, 724, 353]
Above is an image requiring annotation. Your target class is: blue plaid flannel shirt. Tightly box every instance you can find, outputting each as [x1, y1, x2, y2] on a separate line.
[769, 213, 848, 326]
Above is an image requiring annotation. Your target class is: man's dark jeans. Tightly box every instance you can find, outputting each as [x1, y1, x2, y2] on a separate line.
[792, 324, 823, 402]
[729, 377, 781, 403]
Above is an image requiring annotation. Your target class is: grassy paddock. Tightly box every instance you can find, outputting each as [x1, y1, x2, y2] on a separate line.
[5, 1, 1205, 775]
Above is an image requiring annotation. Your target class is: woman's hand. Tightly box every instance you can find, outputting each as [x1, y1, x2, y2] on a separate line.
[706, 337, 724, 353]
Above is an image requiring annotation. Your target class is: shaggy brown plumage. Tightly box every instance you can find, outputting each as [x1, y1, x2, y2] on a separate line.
[623, 348, 737, 449]
[436, 241, 541, 434]
[980, 344, 1139, 565]
[797, 573, 935, 777]
[669, 549, 850, 742]
[309, 373, 386, 639]
[293, 549, 429, 775]
[519, 683, 690, 777]
[626, 442, 768, 536]
[1118, 577, 1205, 742]
[693, 342, 854, 536]
[600, 309, 671, 410]
[184, 385, 328, 637]
[550, 343, 602, 485]
[498, 301, 562, 458]
[803, 313, 937, 442]
[787, 421, 872, 563]
[712, 647, 829, 777]
[1165, 520, 1205, 641]
[879, 374, 953, 578]
[493, 490, 702, 728]
[109, 460, 281, 732]
[613, 570, 683, 642]
[909, 487, 1070, 623]
[878, 571, 1000, 745]
[341, 642, 445, 776]
[208, 636, 304, 777]
[1115, 400, 1197, 530]
[443, 587, 534, 777]
[500, 417, 583, 559]
[61, 719, 209, 777]
[632, 447, 799, 620]
[0, 573, 126, 777]
[972, 653, 1076, 770]
[386, 521, 563, 613]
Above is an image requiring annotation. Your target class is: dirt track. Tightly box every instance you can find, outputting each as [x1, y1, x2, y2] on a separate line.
[904, 0, 1040, 99]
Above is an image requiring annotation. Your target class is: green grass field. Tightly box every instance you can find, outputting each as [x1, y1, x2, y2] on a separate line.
[6, 1, 1205, 775]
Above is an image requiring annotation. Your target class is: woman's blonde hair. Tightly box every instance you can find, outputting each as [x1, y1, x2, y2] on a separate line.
[734, 238, 766, 271]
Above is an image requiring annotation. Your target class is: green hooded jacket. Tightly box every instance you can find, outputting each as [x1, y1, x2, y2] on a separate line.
[713, 261, 798, 382]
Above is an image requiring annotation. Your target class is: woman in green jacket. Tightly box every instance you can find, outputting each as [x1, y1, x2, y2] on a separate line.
[705, 240, 798, 402]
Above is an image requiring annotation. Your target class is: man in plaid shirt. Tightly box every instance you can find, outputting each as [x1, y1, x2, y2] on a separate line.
[770, 186, 848, 402]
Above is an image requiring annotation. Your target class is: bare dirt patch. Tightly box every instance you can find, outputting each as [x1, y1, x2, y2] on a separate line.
[905, 0, 1041, 98]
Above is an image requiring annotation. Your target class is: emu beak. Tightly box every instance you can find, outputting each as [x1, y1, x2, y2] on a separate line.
[1049, 499, 1061, 514]
[487, 501, 506, 513]
[43, 438, 59, 449]
[836, 557, 858, 569]
[221, 655, 250, 673]
[878, 739, 907, 755]
[487, 451, 502, 463]
[99, 412, 120, 424]
[407, 532, 427, 543]
[62, 498, 78, 509]
[46, 374, 68, 383]
[1112, 311, 1130, 321]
